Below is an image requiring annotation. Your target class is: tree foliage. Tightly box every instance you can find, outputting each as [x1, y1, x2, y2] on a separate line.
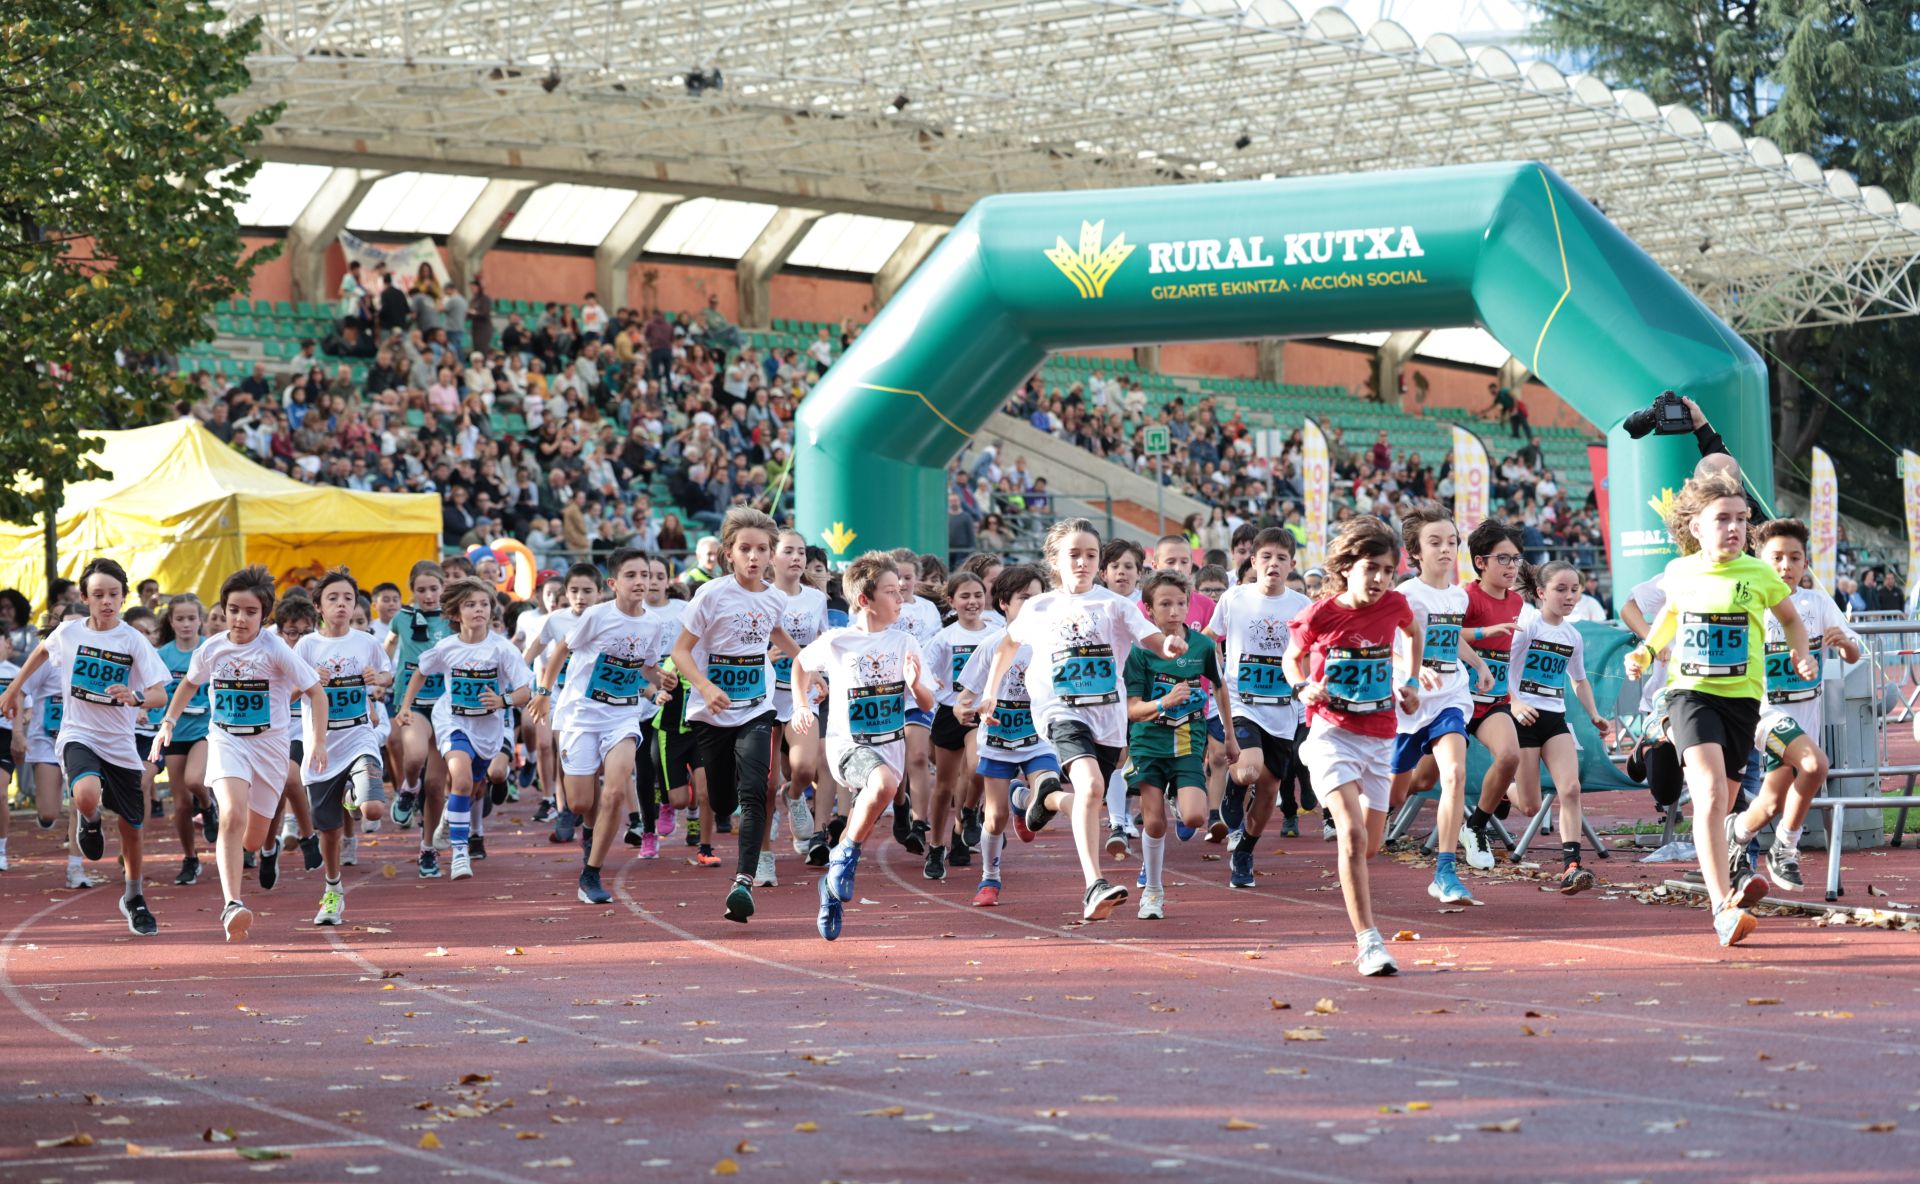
[0, 0, 279, 528]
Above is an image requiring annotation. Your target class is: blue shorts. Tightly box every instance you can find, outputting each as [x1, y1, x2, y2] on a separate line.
[1391, 707, 1468, 775]
[906, 707, 935, 730]
[1207, 715, 1226, 743]
[978, 751, 1062, 781]
[445, 731, 488, 784]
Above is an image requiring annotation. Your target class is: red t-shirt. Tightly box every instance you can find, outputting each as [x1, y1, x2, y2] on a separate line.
[1288, 590, 1412, 739]
[1463, 581, 1523, 719]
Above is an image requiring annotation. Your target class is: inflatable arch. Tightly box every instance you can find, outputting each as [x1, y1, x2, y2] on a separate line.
[794, 162, 1769, 594]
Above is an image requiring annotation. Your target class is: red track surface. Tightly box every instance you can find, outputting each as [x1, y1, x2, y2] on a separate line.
[4, 798, 1918, 1184]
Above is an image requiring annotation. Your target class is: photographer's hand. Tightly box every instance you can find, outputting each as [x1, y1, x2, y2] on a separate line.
[1681, 396, 1706, 430]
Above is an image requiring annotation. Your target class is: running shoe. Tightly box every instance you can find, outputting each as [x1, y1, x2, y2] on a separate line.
[827, 814, 847, 846]
[1175, 818, 1196, 842]
[201, 800, 220, 844]
[685, 815, 701, 847]
[1558, 864, 1595, 895]
[1023, 783, 1057, 836]
[1429, 864, 1476, 903]
[655, 806, 676, 838]
[1768, 840, 1803, 890]
[450, 846, 473, 881]
[1221, 784, 1246, 834]
[391, 791, 417, 827]
[1355, 932, 1398, 976]
[533, 797, 556, 824]
[904, 819, 929, 856]
[433, 815, 451, 851]
[119, 893, 157, 936]
[972, 879, 1001, 908]
[638, 833, 659, 860]
[1228, 846, 1255, 889]
[39, 815, 58, 830]
[949, 831, 972, 867]
[1105, 826, 1130, 859]
[825, 842, 860, 901]
[1298, 784, 1319, 813]
[787, 797, 814, 855]
[1713, 898, 1756, 947]
[716, 814, 733, 835]
[1281, 815, 1300, 839]
[724, 877, 755, 923]
[490, 777, 511, 806]
[63, 862, 93, 890]
[417, 848, 440, 878]
[299, 832, 323, 871]
[550, 809, 580, 845]
[1734, 869, 1771, 909]
[174, 856, 201, 886]
[816, 877, 843, 941]
[923, 845, 947, 881]
[755, 851, 778, 887]
[0, 848, 7, 871]
[962, 808, 983, 850]
[891, 800, 912, 848]
[1137, 886, 1166, 919]
[77, 813, 104, 861]
[258, 842, 281, 891]
[221, 900, 253, 942]
[1723, 815, 1756, 891]
[1082, 877, 1127, 921]
[1460, 823, 1497, 870]
[1205, 809, 1227, 844]
[281, 812, 300, 846]
[624, 816, 648, 847]
[806, 832, 830, 867]
[1322, 818, 1338, 842]
[694, 847, 721, 867]
[469, 835, 487, 861]
[342, 836, 360, 866]
[1010, 782, 1034, 843]
[314, 888, 345, 926]
[577, 867, 612, 905]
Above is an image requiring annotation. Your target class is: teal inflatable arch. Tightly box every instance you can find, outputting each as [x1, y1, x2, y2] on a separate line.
[794, 162, 1768, 594]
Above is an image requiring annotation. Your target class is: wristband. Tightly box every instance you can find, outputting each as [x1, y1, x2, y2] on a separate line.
[532, 685, 552, 698]
[1402, 677, 1418, 689]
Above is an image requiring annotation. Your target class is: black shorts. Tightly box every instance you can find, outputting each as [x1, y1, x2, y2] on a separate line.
[61, 742, 145, 827]
[162, 737, 204, 758]
[1666, 690, 1760, 779]
[654, 686, 701, 791]
[0, 726, 13, 772]
[307, 753, 382, 832]
[1232, 720, 1296, 782]
[289, 739, 304, 766]
[1047, 718, 1121, 787]
[1514, 709, 1570, 750]
[1467, 703, 1511, 737]
[930, 705, 974, 752]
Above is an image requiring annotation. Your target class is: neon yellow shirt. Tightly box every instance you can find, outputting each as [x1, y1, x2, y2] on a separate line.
[1652, 551, 1790, 701]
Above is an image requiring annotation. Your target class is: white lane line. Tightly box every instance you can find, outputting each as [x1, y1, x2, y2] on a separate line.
[22, 971, 370, 989]
[0, 1139, 380, 1170]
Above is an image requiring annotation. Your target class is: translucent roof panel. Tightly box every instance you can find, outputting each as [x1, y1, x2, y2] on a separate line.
[502, 184, 637, 247]
[644, 197, 778, 259]
[232, 161, 332, 228]
[785, 214, 917, 274]
[347, 172, 489, 236]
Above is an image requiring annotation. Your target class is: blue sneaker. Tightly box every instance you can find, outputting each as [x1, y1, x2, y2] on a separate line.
[391, 791, 417, 828]
[1136, 865, 1147, 889]
[1174, 818, 1196, 842]
[1221, 784, 1246, 833]
[1428, 864, 1476, 904]
[816, 877, 843, 941]
[1228, 845, 1255, 889]
[825, 842, 861, 902]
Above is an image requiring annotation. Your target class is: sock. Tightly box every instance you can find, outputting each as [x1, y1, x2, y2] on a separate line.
[981, 830, 1004, 880]
[123, 875, 143, 902]
[471, 808, 485, 837]
[67, 853, 82, 869]
[1357, 926, 1380, 947]
[1561, 840, 1581, 867]
[628, 811, 642, 829]
[1436, 851, 1456, 874]
[447, 792, 471, 847]
[1234, 830, 1258, 855]
[582, 826, 594, 850]
[1142, 833, 1165, 889]
[262, 839, 281, 857]
[1732, 817, 1755, 844]
[1466, 806, 1491, 830]
[326, 876, 342, 893]
[1105, 773, 1127, 829]
[0, 837, 9, 855]
[1783, 826, 1803, 847]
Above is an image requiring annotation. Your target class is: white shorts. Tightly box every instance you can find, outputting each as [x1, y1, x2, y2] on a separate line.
[559, 721, 642, 777]
[1298, 720, 1393, 813]
[207, 731, 292, 819]
[27, 730, 59, 767]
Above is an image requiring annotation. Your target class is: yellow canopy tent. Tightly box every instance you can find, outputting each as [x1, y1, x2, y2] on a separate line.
[0, 419, 441, 608]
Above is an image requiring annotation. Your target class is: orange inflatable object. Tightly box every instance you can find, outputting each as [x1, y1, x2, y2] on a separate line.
[490, 538, 537, 601]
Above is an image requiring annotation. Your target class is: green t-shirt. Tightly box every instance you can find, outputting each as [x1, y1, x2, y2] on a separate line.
[1124, 626, 1220, 759]
[1660, 551, 1791, 702]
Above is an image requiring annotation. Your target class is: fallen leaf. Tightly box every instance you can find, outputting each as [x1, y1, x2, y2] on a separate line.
[1079, 1095, 1118, 1103]
[1405, 1101, 1432, 1112]
[1867, 884, 1890, 897]
[1268, 998, 1291, 1011]
[1478, 1118, 1523, 1133]
[734, 1141, 757, 1154]
[516, 1131, 543, 1140]
[1312, 998, 1339, 1015]
[1746, 997, 1782, 1006]
[35, 1132, 95, 1148]
[861, 1106, 906, 1118]
[1035, 1108, 1069, 1118]
[507, 947, 525, 956]
[1283, 1028, 1327, 1042]
[97, 1115, 131, 1126]
[1858, 1122, 1898, 1133]
[425, 946, 450, 957]
[458, 1073, 492, 1085]
[711, 1157, 739, 1176]
[82, 1091, 105, 1105]
[1222, 1118, 1261, 1131]
[1391, 930, 1420, 942]
[526, 1156, 575, 1168]
[1331, 1132, 1372, 1145]
[418, 1132, 441, 1149]
[382, 864, 396, 879]
[203, 1127, 236, 1143]
[1429, 1133, 1461, 1143]
[237, 1147, 292, 1161]
[792, 1121, 818, 1133]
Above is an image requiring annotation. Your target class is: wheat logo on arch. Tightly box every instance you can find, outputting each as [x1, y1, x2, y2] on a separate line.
[1045, 220, 1135, 299]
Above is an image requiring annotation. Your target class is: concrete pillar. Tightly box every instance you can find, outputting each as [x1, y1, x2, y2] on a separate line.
[1497, 355, 1532, 397]
[287, 167, 386, 305]
[593, 193, 683, 310]
[872, 223, 946, 308]
[448, 179, 541, 292]
[1132, 345, 1161, 373]
[1255, 339, 1286, 384]
[1376, 329, 1430, 411]
[736, 207, 823, 329]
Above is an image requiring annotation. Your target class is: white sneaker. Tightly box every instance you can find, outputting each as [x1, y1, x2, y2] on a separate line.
[313, 888, 345, 926]
[1355, 933, 1399, 977]
[0, 848, 10, 871]
[1137, 886, 1166, 920]
[1713, 900, 1756, 947]
[222, 901, 253, 942]
[280, 812, 299, 844]
[449, 846, 473, 881]
[65, 862, 95, 890]
[433, 816, 451, 851]
[361, 818, 381, 834]
[754, 850, 778, 887]
[1458, 823, 1497, 870]
[341, 836, 359, 866]
[787, 796, 814, 855]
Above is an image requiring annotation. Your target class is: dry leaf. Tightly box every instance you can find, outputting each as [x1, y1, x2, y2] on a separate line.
[734, 1141, 757, 1154]
[1035, 1108, 1069, 1118]
[1222, 1118, 1261, 1131]
[711, 1157, 739, 1176]
[1391, 930, 1420, 942]
[1282, 1028, 1327, 1042]
[82, 1091, 104, 1105]
[458, 1073, 492, 1085]
[237, 1147, 291, 1161]
[1080, 1095, 1118, 1103]
[1312, 998, 1339, 1015]
[792, 1121, 818, 1133]
[417, 1132, 441, 1150]
[382, 863, 396, 879]
[203, 1127, 236, 1143]
[861, 1106, 906, 1118]
[1867, 884, 1890, 897]
[1406, 1101, 1432, 1112]
[516, 1131, 543, 1141]
[1858, 1122, 1898, 1133]
[1268, 998, 1291, 1011]
[507, 947, 525, 956]
[1478, 1118, 1523, 1133]
[35, 1132, 95, 1148]
[1746, 998, 1782, 1006]
[425, 946, 450, 957]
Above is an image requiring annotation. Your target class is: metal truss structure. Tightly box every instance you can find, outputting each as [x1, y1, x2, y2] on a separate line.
[222, 0, 1920, 331]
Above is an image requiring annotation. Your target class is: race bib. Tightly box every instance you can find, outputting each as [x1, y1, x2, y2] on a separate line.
[41, 695, 63, 736]
[847, 681, 906, 746]
[1050, 643, 1117, 707]
[1324, 644, 1392, 713]
[1677, 611, 1749, 678]
[325, 676, 369, 729]
[69, 644, 132, 706]
[401, 662, 445, 703]
[984, 699, 1038, 750]
[587, 653, 645, 706]
[449, 666, 498, 716]
[172, 675, 208, 717]
[212, 678, 270, 735]
[772, 654, 794, 691]
[1519, 639, 1574, 700]
[1151, 673, 1205, 723]
[1472, 653, 1509, 704]
[1765, 642, 1822, 704]
[706, 653, 767, 707]
[1422, 613, 1463, 672]
[949, 645, 979, 693]
[1235, 653, 1293, 706]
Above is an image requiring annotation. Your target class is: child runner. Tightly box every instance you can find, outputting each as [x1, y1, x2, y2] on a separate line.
[1150, 535, 1224, 842]
[0, 560, 170, 931]
[1125, 569, 1232, 917]
[368, 581, 402, 647]
[0, 632, 16, 871]
[513, 576, 564, 820]
[397, 577, 533, 882]
[771, 530, 830, 874]
[1508, 561, 1612, 894]
[1099, 539, 1146, 855]
[643, 554, 697, 849]
[978, 519, 1182, 921]
[1208, 527, 1309, 887]
[670, 507, 803, 923]
[522, 564, 599, 842]
[955, 564, 1058, 907]
[1459, 520, 1527, 866]
[156, 595, 217, 885]
[268, 596, 325, 883]
[1626, 472, 1815, 946]
[17, 604, 87, 876]
[793, 551, 935, 941]
[1284, 517, 1423, 977]
[527, 549, 665, 905]
[151, 566, 327, 941]
[123, 606, 163, 823]
[888, 546, 944, 855]
[921, 570, 994, 881]
[1735, 518, 1861, 891]
[385, 562, 452, 833]
[293, 570, 393, 924]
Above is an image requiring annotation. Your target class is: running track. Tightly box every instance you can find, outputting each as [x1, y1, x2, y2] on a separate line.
[3, 801, 1917, 1183]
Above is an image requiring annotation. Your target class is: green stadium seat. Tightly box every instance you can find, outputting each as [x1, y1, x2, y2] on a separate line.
[404, 409, 426, 428]
[274, 300, 294, 317]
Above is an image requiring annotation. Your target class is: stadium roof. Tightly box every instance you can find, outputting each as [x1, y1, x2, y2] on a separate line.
[222, 0, 1920, 330]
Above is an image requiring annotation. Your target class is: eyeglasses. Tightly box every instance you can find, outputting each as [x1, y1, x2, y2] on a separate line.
[1487, 553, 1523, 567]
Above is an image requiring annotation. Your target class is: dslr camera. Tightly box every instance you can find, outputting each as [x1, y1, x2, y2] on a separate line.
[1622, 390, 1695, 439]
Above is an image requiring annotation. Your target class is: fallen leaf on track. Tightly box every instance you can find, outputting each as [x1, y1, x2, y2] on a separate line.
[793, 1121, 818, 1133]
[237, 1147, 291, 1161]
[1746, 997, 1782, 1006]
[425, 946, 450, 957]
[35, 1132, 95, 1148]
[1858, 1122, 1898, 1133]
[1282, 1028, 1327, 1042]
[711, 1157, 739, 1175]
[1268, 998, 1291, 1011]
[1392, 930, 1420, 941]
[1478, 1118, 1523, 1133]
[1222, 1118, 1260, 1131]
[861, 1106, 906, 1118]
[1312, 998, 1339, 1015]
[417, 1132, 441, 1149]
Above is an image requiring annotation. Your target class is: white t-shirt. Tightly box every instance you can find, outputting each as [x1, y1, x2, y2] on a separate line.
[888, 595, 943, 647]
[1570, 594, 1607, 624]
[797, 626, 930, 779]
[513, 607, 549, 648]
[923, 621, 999, 708]
[42, 618, 173, 768]
[679, 575, 786, 727]
[369, 615, 395, 647]
[188, 630, 320, 749]
[293, 630, 392, 779]
[1509, 615, 1587, 717]
[1207, 584, 1311, 737]
[555, 601, 665, 733]
[21, 661, 63, 744]
[957, 632, 1054, 761]
[1630, 576, 1668, 714]
[772, 583, 830, 703]
[1006, 585, 1162, 748]
[1760, 587, 1858, 737]
[647, 599, 687, 664]
[0, 659, 19, 729]
[419, 633, 531, 759]
[532, 607, 588, 692]
[1394, 578, 1472, 732]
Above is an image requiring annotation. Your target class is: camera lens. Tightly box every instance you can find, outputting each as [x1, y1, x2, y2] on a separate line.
[1622, 407, 1656, 439]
